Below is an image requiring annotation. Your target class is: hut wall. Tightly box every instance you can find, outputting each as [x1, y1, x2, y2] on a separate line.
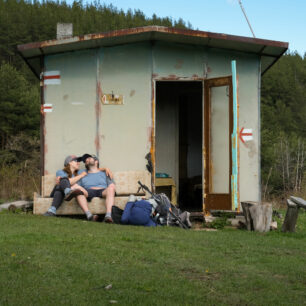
[44, 50, 97, 174]
[152, 42, 260, 203]
[44, 41, 261, 203]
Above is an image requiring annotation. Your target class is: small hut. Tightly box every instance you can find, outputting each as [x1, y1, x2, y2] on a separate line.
[18, 26, 288, 214]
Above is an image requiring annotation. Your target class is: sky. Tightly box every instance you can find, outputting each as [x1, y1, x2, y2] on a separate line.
[67, 0, 306, 56]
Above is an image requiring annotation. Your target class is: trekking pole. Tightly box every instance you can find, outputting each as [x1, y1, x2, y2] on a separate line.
[137, 181, 153, 196]
[137, 181, 189, 229]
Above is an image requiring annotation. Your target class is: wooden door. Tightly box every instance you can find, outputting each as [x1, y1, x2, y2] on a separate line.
[204, 77, 233, 211]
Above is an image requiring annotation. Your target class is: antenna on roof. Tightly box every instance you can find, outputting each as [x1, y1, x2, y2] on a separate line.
[238, 0, 256, 38]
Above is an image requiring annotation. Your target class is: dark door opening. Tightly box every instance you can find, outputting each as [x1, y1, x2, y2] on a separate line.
[155, 81, 203, 211]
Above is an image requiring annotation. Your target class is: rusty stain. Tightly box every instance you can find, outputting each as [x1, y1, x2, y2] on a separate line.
[155, 76, 204, 81]
[95, 80, 102, 153]
[207, 66, 212, 73]
[95, 97, 101, 116]
[129, 89, 135, 97]
[94, 135, 100, 153]
[96, 81, 103, 104]
[174, 59, 183, 69]
[152, 73, 159, 78]
[147, 127, 152, 143]
[192, 74, 199, 78]
[63, 94, 68, 100]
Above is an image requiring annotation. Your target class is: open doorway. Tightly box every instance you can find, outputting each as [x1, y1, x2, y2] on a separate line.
[155, 81, 203, 211]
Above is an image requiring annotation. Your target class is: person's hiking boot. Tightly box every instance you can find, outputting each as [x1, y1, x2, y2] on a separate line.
[43, 211, 56, 217]
[88, 214, 99, 222]
[104, 215, 113, 223]
[64, 189, 84, 201]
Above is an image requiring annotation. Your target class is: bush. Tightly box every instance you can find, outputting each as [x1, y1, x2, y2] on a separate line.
[0, 133, 40, 201]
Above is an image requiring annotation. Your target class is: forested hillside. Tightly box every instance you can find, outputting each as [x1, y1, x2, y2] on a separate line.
[0, 0, 305, 200]
[261, 52, 306, 198]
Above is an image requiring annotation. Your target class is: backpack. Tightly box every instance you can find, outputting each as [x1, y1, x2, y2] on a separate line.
[111, 205, 124, 224]
[121, 200, 157, 227]
[151, 193, 192, 229]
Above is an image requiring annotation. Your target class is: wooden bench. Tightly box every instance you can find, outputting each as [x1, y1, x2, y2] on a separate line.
[282, 196, 306, 232]
[155, 177, 177, 205]
[33, 171, 151, 215]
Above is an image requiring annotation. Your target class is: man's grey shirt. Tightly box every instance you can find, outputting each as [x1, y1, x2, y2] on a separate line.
[78, 170, 114, 190]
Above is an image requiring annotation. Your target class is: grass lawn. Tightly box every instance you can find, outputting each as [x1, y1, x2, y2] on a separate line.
[0, 212, 306, 305]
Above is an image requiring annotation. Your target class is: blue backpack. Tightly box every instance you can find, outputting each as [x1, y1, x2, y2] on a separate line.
[121, 200, 157, 227]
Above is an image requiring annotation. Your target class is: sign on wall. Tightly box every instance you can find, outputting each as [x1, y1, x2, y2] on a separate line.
[239, 127, 253, 143]
[101, 94, 124, 105]
[43, 71, 61, 85]
[41, 104, 53, 113]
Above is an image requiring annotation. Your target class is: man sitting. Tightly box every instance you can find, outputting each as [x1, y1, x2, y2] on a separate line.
[79, 154, 116, 223]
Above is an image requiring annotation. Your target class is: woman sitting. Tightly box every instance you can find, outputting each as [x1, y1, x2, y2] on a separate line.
[44, 155, 98, 220]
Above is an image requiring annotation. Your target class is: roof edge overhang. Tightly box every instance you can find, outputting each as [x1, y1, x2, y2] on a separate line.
[17, 26, 289, 79]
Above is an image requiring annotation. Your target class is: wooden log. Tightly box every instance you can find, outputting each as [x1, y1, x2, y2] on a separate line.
[241, 201, 255, 230]
[249, 203, 272, 232]
[241, 201, 272, 232]
[0, 200, 33, 212]
[282, 199, 300, 233]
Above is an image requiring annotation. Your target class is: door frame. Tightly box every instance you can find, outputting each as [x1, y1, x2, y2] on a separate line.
[152, 77, 205, 209]
[203, 76, 233, 212]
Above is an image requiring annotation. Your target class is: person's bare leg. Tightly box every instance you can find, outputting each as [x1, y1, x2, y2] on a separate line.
[75, 194, 97, 220]
[102, 183, 116, 213]
[75, 194, 89, 212]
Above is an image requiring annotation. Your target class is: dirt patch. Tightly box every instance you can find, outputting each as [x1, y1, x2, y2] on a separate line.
[181, 267, 220, 281]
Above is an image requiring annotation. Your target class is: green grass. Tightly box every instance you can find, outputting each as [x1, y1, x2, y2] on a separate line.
[0, 213, 306, 305]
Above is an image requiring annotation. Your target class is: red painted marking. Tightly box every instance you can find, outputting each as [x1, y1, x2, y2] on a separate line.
[239, 127, 253, 144]
[44, 75, 60, 80]
[40, 105, 53, 114]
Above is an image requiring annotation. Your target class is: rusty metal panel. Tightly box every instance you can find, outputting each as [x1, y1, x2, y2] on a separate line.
[205, 51, 260, 205]
[152, 41, 204, 79]
[238, 56, 261, 204]
[209, 51, 260, 204]
[43, 50, 97, 174]
[99, 42, 152, 172]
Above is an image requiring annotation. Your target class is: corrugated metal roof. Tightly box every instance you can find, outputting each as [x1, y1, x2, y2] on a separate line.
[17, 26, 288, 78]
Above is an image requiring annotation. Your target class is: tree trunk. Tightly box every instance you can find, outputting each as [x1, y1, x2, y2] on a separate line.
[241, 201, 254, 231]
[282, 199, 299, 233]
[241, 201, 272, 232]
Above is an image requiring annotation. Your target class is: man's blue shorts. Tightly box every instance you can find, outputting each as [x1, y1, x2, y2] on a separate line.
[87, 189, 105, 201]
